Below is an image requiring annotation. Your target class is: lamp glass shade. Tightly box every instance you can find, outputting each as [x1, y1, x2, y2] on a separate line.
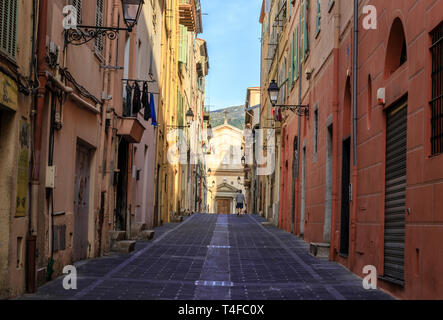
[122, 0, 144, 29]
[186, 108, 194, 125]
[241, 156, 246, 166]
[268, 80, 279, 106]
[207, 125, 213, 140]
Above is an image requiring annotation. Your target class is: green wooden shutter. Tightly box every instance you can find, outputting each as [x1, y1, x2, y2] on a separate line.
[178, 25, 183, 63]
[0, 0, 18, 60]
[295, 24, 299, 79]
[303, 0, 309, 58]
[95, 0, 104, 54]
[184, 26, 188, 66]
[179, 25, 188, 64]
[289, 36, 293, 91]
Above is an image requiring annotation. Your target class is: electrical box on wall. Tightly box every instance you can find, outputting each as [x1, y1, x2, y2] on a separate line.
[377, 88, 386, 105]
[46, 166, 56, 189]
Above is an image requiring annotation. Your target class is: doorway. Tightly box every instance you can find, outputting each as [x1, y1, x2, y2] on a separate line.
[383, 99, 407, 284]
[340, 137, 351, 256]
[291, 136, 298, 233]
[216, 198, 231, 214]
[324, 125, 333, 242]
[300, 146, 306, 236]
[74, 144, 91, 261]
[116, 139, 129, 231]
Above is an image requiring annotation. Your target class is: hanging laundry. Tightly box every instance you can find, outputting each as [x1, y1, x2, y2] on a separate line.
[142, 82, 151, 121]
[124, 83, 133, 117]
[150, 92, 157, 126]
[132, 82, 141, 115]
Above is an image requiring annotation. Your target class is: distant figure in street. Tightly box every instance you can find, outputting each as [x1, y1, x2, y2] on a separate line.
[235, 190, 246, 216]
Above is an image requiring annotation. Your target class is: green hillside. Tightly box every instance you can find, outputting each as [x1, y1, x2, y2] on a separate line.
[210, 105, 245, 130]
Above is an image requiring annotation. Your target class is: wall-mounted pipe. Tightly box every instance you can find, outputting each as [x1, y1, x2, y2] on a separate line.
[353, 0, 358, 166]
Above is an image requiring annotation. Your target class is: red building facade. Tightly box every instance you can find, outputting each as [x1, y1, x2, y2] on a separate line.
[274, 0, 443, 299]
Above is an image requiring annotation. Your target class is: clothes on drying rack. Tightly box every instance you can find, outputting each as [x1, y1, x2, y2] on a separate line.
[124, 80, 157, 126]
[132, 82, 141, 115]
[142, 82, 151, 121]
[124, 83, 133, 117]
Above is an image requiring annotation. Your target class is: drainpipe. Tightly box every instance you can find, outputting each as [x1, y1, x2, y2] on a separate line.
[330, 0, 341, 261]
[295, 1, 302, 235]
[97, 0, 115, 256]
[28, 0, 48, 294]
[350, 0, 359, 271]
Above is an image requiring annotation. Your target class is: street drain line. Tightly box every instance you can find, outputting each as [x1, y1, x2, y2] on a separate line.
[193, 215, 232, 297]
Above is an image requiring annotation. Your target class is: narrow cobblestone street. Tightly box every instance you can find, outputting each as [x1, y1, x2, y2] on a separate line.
[21, 214, 393, 300]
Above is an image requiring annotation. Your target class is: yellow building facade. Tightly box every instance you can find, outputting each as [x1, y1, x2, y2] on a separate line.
[156, 0, 207, 225]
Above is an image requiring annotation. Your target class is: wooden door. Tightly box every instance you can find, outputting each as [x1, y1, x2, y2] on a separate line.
[217, 199, 231, 214]
[74, 145, 90, 261]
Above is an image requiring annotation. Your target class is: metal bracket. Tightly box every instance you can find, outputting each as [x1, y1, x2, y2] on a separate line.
[274, 104, 310, 117]
[65, 25, 131, 46]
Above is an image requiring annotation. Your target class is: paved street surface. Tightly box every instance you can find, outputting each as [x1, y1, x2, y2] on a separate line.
[21, 214, 393, 300]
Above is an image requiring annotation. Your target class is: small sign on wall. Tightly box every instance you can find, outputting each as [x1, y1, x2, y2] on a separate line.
[0, 71, 18, 112]
[16, 120, 30, 217]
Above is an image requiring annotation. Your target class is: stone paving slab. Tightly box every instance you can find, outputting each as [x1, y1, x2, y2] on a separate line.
[19, 214, 393, 300]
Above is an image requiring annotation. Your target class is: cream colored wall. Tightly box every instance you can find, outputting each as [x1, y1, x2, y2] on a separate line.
[206, 125, 245, 213]
[0, 0, 35, 298]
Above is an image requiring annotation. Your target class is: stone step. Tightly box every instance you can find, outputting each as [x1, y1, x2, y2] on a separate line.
[261, 221, 273, 227]
[170, 216, 184, 223]
[139, 230, 155, 240]
[113, 240, 136, 254]
[109, 231, 126, 241]
[131, 223, 147, 235]
[309, 242, 330, 259]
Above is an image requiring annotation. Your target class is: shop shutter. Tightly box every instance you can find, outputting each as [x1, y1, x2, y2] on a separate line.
[384, 100, 407, 285]
[0, 0, 18, 60]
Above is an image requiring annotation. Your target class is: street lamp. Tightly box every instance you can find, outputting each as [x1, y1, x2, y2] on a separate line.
[268, 80, 280, 106]
[241, 156, 246, 166]
[207, 124, 213, 141]
[65, 0, 144, 46]
[267, 80, 310, 117]
[167, 108, 195, 129]
[122, 0, 145, 30]
[186, 108, 195, 127]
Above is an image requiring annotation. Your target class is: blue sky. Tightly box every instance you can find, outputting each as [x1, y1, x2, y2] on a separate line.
[201, 0, 262, 111]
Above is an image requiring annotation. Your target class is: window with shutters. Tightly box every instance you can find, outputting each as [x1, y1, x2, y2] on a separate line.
[314, 108, 318, 155]
[178, 25, 188, 65]
[430, 22, 443, 155]
[315, 0, 321, 37]
[95, 0, 104, 55]
[289, 36, 294, 92]
[0, 0, 18, 61]
[300, 0, 309, 62]
[72, 0, 82, 25]
[278, 58, 287, 104]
